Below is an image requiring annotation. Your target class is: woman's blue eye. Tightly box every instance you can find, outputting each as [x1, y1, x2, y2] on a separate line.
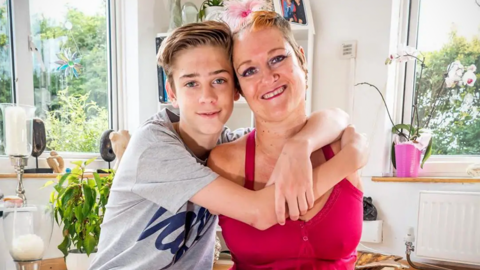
[213, 78, 226, 84]
[242, 68, 258, 77]
[270, 55, 286, 65]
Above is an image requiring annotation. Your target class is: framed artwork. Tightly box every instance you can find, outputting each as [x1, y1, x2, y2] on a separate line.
[273, 0, 309, 26]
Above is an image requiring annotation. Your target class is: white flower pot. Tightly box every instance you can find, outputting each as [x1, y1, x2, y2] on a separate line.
[205, 6, 224, 21]
[66, 250, 96, 270]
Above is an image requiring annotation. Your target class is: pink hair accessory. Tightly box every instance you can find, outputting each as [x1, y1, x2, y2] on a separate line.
[223, 0, 267, 30]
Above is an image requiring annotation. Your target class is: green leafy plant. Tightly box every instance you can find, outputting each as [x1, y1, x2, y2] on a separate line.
[44, 158, 114, 257]
[44, 90, 108, 153]
[198, 0, 223, 21]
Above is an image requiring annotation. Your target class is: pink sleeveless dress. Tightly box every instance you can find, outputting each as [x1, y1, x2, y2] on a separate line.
[218, 130, 364, 270]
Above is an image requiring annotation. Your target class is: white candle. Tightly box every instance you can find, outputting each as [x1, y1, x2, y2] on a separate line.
[11, 234, 45, 261]
[5, 106, 29, 156]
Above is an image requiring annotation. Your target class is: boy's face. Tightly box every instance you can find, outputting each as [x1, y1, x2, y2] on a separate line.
[167, 45, 239, 136]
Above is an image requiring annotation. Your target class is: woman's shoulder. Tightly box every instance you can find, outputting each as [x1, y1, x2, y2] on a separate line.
[207, 135, 248, 182]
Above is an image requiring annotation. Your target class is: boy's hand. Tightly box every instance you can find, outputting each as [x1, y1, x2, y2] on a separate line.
[341, 125, 369, 170]
[266, 140, 313, 225]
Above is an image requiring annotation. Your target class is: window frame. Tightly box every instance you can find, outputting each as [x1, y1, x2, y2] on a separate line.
[0, 0, 119, 173]
[397, 0, 480, 177]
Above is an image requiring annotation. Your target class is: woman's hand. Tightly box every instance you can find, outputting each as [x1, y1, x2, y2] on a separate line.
[266, 140, 313, 225]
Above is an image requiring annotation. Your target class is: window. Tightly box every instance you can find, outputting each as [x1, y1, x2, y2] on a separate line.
[404, 0, 480, 156]
[0, 0, 115, 156]
[0, 1, 14, 155]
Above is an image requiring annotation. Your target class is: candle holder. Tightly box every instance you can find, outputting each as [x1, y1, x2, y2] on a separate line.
[0, 103, 37, 204]
[2, 203, 54, 270]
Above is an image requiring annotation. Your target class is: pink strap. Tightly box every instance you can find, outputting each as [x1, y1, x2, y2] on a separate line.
[321, 144, 335, 161]
[244, 130, 256, 190]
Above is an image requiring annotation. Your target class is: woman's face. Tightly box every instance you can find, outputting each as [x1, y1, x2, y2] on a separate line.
[233, 27, 306, 122]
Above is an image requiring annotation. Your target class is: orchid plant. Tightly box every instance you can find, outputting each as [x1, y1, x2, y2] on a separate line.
[357, 45, 477, 168]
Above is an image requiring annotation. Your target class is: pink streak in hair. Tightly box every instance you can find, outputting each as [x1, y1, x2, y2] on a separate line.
[223, 0, 266, 31]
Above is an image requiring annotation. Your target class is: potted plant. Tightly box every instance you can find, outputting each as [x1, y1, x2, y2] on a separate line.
[44, 158, 114, 270]
[198, 0, 224, 21]
[357, 45, 477, 177]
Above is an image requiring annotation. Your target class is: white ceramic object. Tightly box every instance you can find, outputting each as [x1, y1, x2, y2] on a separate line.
[66, 251, 96, 270]
[205, 6, 224, 21]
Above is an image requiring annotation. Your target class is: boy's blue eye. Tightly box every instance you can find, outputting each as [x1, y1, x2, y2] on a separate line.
[270, 55, 286, 65]
[213, 78, 226, 84]
[185, 81, 197, 87]
[242, 68, 258, 77]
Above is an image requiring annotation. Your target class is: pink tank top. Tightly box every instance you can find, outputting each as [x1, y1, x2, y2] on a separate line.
[218, 130, 364, 270]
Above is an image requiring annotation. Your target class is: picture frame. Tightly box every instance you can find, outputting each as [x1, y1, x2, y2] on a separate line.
[273, 0, 311, 27]
[273, 0, 310, 28]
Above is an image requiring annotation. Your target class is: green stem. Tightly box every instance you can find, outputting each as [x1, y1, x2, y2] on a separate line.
[355, 82, 409, 140]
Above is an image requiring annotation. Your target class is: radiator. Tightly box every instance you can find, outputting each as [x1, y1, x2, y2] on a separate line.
[416, 191, 480, 266]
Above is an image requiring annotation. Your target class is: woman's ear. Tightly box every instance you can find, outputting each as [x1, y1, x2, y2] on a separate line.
[299, 46, 306, 61]
[166, 80, 178, 108]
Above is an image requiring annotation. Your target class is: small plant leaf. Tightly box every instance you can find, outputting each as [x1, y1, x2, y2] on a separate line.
[391, 142, 396, 169]
[421, 137, 433, 169]
[58, 236, 70, 257]
[85, 157, 97, 166]
[71, 160, 83, 167]
[84, 234, 96, 256]
[58, 173, 70, 187]
[93, 172, 102, 188]
[42, 180, 55, 189]
[392, 124, 415, 135]
[61, 187, 75, 209]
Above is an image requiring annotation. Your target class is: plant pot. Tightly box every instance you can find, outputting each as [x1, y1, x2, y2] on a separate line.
[395, 144, 422, 177]
[66, 250, 96, 270]
[204, 6, 224, 21]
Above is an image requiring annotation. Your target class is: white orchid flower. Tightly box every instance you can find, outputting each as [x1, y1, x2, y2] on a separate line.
[462, 70, 476, 86]
[447, 60, 464, 81]
[467, 64, 477, 72]
[445, 77, 456, 88]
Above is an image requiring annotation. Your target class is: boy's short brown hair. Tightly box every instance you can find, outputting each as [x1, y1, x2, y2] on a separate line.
[157, 21, 233, 91]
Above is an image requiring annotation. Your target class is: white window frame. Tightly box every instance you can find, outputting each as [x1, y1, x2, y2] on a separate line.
[0, 0, 120, 173]
[396, 0, 480, 177]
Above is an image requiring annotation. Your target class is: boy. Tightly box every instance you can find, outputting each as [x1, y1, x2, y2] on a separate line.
[91, 21, 365, 270]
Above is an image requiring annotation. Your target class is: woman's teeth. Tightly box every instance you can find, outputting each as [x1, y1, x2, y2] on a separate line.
[262, 86, 285, 99]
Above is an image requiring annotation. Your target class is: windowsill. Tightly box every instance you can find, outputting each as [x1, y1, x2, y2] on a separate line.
[0, 173, 109, 179]
[372, 176, 480, 183]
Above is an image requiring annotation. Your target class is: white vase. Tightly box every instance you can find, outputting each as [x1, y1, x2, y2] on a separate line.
[66, 251, 96, 270]
[205, 6, 224, 21]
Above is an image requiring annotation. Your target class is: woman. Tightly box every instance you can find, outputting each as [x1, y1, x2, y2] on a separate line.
[208, 11, 363, 269]
[293, 0, 306, 24]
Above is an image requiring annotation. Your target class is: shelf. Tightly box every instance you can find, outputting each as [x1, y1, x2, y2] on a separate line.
[372, 176, 480, 183]
[0, 173, 109, 179]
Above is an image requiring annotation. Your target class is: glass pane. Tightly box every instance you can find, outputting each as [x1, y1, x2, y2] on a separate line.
[30, 0, 110, 153]
[0, 1, 14, 156]
[414, 0, 480, 155]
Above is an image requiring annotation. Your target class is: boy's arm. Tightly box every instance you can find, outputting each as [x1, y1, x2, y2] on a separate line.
[267, 108, 350, 223]
[199, 131, 367, 230]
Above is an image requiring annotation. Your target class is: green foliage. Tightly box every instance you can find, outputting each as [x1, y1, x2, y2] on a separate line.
[44, 159, 114, 256]
[33, 8, 109, 109]
[44, 90, 108, 152]
[198, 0, 224, 21]
[415, 31, 480, 155]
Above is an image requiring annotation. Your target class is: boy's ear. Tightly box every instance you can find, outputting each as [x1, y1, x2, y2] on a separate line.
[234, 91, 240, 101]
[166, 80, 178, 108]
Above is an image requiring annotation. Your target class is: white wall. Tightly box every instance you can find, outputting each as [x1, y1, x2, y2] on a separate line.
[310, 0, 480, 261]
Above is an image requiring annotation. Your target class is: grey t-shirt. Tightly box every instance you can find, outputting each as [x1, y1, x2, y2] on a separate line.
[90, 109, 249, 270]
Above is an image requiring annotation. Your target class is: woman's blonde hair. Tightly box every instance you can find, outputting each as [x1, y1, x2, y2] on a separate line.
[234, 11, 307, 73]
